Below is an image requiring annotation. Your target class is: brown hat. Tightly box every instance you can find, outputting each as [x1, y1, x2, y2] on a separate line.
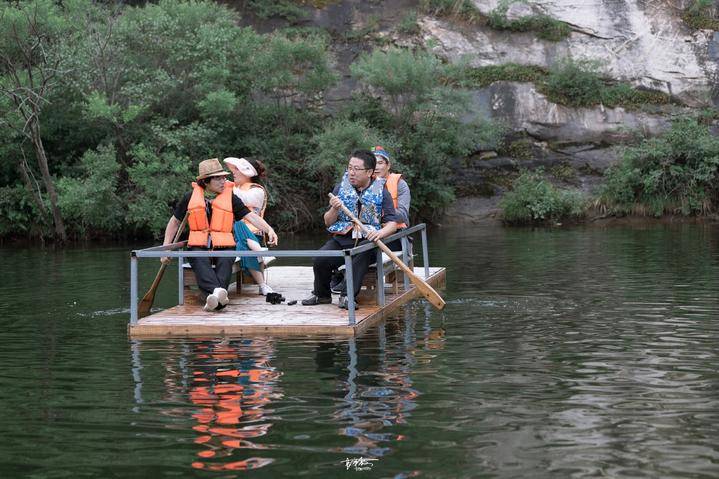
[196, 158, 230, 181]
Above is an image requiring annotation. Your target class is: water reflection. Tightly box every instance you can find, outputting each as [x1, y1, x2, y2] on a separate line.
[329, 305, 444, 459]
[134, 338, 282, 472]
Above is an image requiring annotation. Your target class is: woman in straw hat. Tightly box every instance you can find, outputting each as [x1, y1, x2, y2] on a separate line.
[162, 158, 279, 312]
[223, 157, 275, 296]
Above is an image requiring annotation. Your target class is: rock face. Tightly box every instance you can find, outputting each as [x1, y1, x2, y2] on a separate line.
[416, 0, 719, 223]
[422, 1, 718, 107]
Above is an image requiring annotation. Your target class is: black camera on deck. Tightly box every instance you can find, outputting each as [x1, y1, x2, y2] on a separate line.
[265, 292, 285, 305]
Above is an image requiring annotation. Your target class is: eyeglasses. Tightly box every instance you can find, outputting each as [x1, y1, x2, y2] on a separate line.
[347, 166, 371, 173]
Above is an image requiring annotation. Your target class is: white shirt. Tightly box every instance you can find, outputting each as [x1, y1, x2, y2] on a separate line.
[233, 185, 265, 214]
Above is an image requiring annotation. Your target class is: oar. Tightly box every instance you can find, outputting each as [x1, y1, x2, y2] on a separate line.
[138, 213, 188, 318]
[329, 193, 445, 310]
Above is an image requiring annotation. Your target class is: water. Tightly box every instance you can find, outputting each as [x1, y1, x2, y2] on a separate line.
[1, 224, 719, 478]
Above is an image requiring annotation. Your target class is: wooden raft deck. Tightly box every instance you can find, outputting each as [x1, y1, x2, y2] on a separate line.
[129, 265, 445, 338]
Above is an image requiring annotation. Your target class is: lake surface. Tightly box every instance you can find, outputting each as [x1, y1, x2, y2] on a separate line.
[1, 223, 718, 478]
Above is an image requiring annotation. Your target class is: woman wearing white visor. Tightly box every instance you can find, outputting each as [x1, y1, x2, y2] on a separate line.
[223, 156, 276, 295]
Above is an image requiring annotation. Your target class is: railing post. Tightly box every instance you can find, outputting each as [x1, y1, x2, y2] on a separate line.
[344, 251, 356, 325]
[401, 237, 410, 290]
[177, 255, 184, 305]
[130, 252, 138, 325]
[421, 226, 430, 278]
[375, 247, 385, 306]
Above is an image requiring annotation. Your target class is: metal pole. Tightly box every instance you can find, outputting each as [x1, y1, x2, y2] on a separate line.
[421, 227, 430, 278]
[177, 255, 184, 305]
[344, 252, 356, 325]
[375, 247, 385, 306]
[130, 253, 138, 325]
[401, 237, 410, 290]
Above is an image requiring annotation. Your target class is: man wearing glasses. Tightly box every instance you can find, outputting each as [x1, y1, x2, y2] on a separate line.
[302, 150, 399, 309]
[162, 158, 279, 312]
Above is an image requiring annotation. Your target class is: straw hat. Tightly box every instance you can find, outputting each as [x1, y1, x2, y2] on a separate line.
[196, 158, 229, 181]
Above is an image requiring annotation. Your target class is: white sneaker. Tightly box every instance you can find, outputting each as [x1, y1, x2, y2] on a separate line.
[261, 256, 276, 265]
[213, 287, 229, 306]
[258, 283, 274, 296]
[203, 293, 219, 312]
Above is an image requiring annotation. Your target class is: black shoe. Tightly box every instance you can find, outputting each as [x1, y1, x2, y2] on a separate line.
[331, 279, 346, 295]
[338, 295, 357, 310]
[301, 294, 332, 306]
[330, 271, 345, 293]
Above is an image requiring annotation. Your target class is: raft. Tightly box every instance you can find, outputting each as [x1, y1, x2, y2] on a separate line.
[128, 224, 445, 338]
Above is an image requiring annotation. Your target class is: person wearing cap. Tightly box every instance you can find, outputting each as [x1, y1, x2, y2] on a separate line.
[301, 150, 399, 309]
[161, 158, 279, 312]
[371, 145, 410, 251]
[223, 156, 274, 296]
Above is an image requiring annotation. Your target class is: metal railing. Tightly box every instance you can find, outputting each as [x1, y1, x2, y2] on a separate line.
[130, 223, 431, 327]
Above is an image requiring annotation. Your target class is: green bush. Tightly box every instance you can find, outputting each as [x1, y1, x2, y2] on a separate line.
[349, 46, 504, 220]
[500, 170, 585, 225]
[459, 63, 547, 88]
[542, 58, 604, 107]
[683, 0, 719, 30]
[57, 145, 125, 235]
[600, 118, 719, 216]
[419, 0, 484, 24]
[487, 1, 571, 41]
[0, 185, 43, 237]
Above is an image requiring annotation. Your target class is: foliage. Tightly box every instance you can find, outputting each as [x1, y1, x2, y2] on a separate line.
[540, 58, 672, 108]
[600, 118, 719, 216]
[487, 1, 571, 41]
[398, 11, 420, 35]
[458, 63, 547, 88]
[500, 169, 585, 225]
[541, 58, 605, 107]
[244, 0, 306, 22]
[682, 0, 719, 30]
[0, 185, 41, 237]
[419, 0, 484, 24]
[56, 145, 124, 234]
[349, 46, 503, 220]
[310, 119, 398, 194]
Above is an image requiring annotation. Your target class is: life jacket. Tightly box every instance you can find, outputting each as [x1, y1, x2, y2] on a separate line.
[385, 173, 408, 229]
[328, 172, 386, 235]
[187, 181, 236, 248]
[234, 183, 267, 235]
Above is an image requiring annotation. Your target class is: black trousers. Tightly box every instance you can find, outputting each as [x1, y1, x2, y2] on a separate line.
[313, 237, 376, 299]
[188, 247, 234, 301]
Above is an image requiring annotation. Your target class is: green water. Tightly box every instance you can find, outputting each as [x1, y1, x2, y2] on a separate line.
[1, 224, 719, 478]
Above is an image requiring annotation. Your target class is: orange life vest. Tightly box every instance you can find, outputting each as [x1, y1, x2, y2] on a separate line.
[385, 173, 408, 229]
[237, 183, 267, 235]
[187, 181, 236, 248]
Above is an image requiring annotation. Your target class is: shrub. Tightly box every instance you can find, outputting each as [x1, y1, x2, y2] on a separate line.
[682, 0, 719, 30]
[500, 170, 585, 225]
[600, 118, 719, 216]
[542, 58, 604, 107]
[419, 0, 484, 24]
[57, 145, 125, 235]
[487, 1, 571, 41]
[459, 63, 547, 88]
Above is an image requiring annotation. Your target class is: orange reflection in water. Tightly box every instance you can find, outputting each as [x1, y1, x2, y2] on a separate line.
[183, 339, 281, 472]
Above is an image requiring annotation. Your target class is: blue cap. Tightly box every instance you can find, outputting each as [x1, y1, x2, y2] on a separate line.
[372, 145, 390, 160]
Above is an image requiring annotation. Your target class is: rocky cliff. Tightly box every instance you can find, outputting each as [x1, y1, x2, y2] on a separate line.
[247, 0, 719, 223]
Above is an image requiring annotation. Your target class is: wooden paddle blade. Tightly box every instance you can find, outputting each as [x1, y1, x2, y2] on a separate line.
[137, 292, 155, 318]
[138, 262, 168, 318]
[407, 270, 446, 309]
